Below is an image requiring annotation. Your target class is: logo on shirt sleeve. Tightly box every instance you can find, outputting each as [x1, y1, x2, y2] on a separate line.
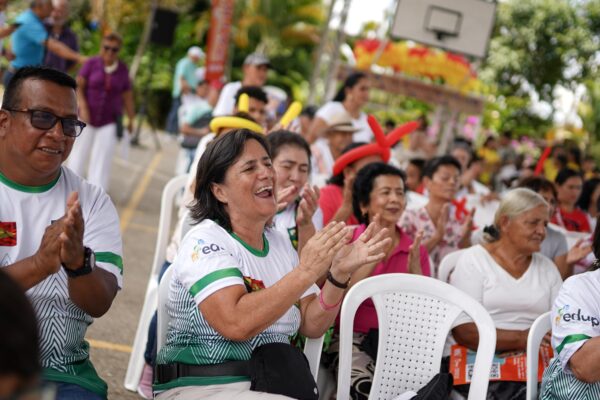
[191, 238, 225, 262]
[556, 305, 599, 327]
[0, 222, 17, 246]
[244, 276, 266, 292]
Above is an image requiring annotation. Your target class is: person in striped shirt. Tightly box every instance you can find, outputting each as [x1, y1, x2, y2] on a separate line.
[540, 219, 600, 399]
[154, 129, 390, 399]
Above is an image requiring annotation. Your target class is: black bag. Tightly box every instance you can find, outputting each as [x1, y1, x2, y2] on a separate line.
[360, 328, 379, 361]
[412, 373, 453, 400]
[249, 342, 319, 400]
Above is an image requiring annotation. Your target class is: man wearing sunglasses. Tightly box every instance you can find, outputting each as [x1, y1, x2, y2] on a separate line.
[0, 66, 122, 400]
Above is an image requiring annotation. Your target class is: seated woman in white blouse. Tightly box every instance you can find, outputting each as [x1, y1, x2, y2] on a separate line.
[450, 188, 563, 398]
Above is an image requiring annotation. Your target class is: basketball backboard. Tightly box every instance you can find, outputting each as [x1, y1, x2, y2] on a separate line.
[391, 0, 496, 59]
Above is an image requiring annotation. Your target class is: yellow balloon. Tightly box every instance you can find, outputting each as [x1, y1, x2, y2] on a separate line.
[237, 93, 250, 113]
[209, 116, 264, 135]
[279, 101, 302, 127]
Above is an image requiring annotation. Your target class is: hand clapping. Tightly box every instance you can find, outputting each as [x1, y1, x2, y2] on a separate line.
[331, 217, 391, 277]
[33, 192, 85, 277]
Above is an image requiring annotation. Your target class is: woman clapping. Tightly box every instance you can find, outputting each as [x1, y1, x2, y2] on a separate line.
[155, 129, 390, 400]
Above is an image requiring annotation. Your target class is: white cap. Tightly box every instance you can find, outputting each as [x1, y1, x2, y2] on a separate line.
[327, 111, 359, 134]
[243, 52, 271, 67]
[187, 46, 205, 59]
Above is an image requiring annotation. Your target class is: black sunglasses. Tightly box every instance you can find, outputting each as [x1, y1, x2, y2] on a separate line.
[4, 108, 86, 137]
[103, 45, 120, 53]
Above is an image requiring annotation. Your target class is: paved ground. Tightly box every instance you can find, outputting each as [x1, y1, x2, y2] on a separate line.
[86, 129, 179, 399]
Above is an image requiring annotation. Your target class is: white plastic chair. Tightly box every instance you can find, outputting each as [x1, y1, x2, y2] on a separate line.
[124, 174, 188, 392]
[526, 311, 551, 400]
[336, 274, 496, 400]
[437, 249, 467, 282]
[156, 263, 174, 354]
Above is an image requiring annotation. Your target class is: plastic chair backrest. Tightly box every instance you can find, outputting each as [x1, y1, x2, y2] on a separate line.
[437, 249, 467, 282]
[336, 274, 496, 400]
[303, 336, 325, 381]
[124, 174, 188, 392]
[526, 311, 551, 400]
[157, 265, 175, 353]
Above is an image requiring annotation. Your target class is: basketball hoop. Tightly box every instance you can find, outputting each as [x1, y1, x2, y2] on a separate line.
[391, 0, 496, 59]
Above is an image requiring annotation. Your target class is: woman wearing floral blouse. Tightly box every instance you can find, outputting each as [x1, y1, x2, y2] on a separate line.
[399, 156, 473, 270]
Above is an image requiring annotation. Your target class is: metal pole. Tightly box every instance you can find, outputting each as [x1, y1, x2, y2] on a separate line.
[131, 49, 161, 150]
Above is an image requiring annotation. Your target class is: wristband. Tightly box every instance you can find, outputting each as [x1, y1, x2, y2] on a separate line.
[318, 290, 343, 311]
[62, 247, 95, 278]
[327, 270, 350, 289]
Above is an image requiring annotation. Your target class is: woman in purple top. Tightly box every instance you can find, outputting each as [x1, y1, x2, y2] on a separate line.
[67, 32, 135, 191]
[328, 162, 430, 400]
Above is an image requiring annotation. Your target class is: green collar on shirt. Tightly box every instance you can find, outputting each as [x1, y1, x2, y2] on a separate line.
[229, 231, 270, 257]
[0, 168, 61, 193]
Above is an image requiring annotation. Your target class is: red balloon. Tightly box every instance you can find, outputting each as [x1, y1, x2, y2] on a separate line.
[331, 115, 420, 176]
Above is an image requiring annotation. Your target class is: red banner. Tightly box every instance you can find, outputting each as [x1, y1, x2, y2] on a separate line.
[205, 0, 235, 83]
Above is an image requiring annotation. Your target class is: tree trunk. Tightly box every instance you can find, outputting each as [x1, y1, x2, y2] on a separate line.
[323, 0, 352, 101]
[307, 0, 337, 105]
[129, 0, 158, 80]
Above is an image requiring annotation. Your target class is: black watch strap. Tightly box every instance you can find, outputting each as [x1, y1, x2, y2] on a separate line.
[327, 270, 350, 289]
[62, 247, 94, 278]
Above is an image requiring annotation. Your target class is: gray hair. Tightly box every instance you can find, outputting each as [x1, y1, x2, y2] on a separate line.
[483, 188, 549, 243]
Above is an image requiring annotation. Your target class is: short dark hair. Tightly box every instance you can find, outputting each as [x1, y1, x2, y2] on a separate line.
[577, 178, 600, 212]
[267, 130, 311, 163]
[468, 154, 483, 169]
[234, 86, 268, 105]
[555, 168, 582, 186]
[407, 158, 426, 178]
[423, 155, 461, 179]
[333, 72, 367, 102]
[2, 66, 76, 110]
[352, 162, 406, 224]
[300, 105, 317, 119]
[327, 142, 367, 187]
[0, 270, 39, 380]
[189, 129, 270, 231]
[518, 176, 557, 198]
[103, 32, 123, 45]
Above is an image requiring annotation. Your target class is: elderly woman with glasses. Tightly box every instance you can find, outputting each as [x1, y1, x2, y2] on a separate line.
[67, 32, 135, 191]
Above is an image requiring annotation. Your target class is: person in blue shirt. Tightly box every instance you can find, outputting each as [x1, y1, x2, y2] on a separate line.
[5, 0, 85, 86]
[165, 46, 204, 134]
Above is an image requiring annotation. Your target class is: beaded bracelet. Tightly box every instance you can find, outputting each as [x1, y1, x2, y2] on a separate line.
[318, 290, 343, 311]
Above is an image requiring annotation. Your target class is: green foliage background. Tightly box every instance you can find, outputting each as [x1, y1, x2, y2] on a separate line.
[5, 0, 600, 140]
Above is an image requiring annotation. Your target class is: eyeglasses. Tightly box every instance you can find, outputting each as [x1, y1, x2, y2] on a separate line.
[103, 45, 120, 53]
[4, 108, 86, 137]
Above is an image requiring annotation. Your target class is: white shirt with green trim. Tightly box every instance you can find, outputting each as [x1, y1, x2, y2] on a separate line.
[0, 166, 123, 397]
[540, 269, 600, 399]
[273, 201, 323, 250]
[156, 219, 318, 390]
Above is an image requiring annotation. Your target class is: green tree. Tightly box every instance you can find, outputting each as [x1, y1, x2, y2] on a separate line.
[229, 0, 324, 99]
[480, 0, 600, 137]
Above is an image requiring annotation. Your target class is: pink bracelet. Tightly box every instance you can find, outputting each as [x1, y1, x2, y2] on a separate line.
[318, 290, 343, 311]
